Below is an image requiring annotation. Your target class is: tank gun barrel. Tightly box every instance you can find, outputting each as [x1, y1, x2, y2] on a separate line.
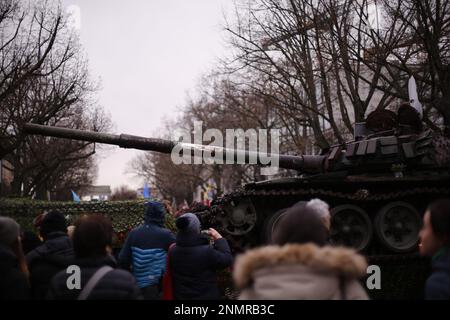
[23, 123, 326, 173]
[24, 123, 176, 153]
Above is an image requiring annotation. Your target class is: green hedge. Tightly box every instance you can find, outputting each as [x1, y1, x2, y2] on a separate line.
[0, 198, 176, 245]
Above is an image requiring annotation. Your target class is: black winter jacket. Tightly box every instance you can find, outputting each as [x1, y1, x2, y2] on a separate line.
[425, 248, 450, 300]
[0, 244, 30, 300]
[47, 255, 142, 300]
[170, 234, 233, 300]
[26, 231, 74, 299]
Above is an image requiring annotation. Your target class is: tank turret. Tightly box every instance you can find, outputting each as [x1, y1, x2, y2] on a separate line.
[24, 119, 450, 177]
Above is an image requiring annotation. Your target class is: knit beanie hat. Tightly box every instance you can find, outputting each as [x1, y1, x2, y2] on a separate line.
[144, 201, 166, 226]
[0, 216, 20, 246]
[176, 213, 201, 235]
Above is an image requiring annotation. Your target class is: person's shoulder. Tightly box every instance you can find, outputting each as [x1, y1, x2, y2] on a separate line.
[429, 262, 450, 282]
[26, 243, 45, 263]
[200, 243, 217, 253]
[105, 269, 137, 288]
[154, 226, 175, 239]
[427, 269, 450, 285]
[51, 267, 70, 282]
[26, 248, 37, 262]
[104, 268, 134, 282]
[129, 225, 143, 233]
[425, 270, 450, 299]
[111, 268, 132, 277]
[161, 227, 175, 236]
[127, 225, 145, 238]
[46, 268, 71, 295]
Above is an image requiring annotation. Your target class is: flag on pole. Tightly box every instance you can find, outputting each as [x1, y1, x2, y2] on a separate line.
[71, 190, 81, 203]
[203, 179, 216, 206]
[143, 183, 150, 199]
[408, 76, 423, 119]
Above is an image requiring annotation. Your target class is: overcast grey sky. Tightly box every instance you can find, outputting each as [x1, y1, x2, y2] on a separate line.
[61, 0, 233, 191]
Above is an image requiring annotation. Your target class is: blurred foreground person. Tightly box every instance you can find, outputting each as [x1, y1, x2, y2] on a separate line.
[171, 213, 233, 299]
[234, 202, 368, 300]
[47, 214, 141, 299]
[0, 217, 30, 300]
[26, 211, 74, 299]
[420, 199, 450, 299]
[119, 201, 175, 299]
[270, 199, 331, 244]
[286, 199, 331, 232]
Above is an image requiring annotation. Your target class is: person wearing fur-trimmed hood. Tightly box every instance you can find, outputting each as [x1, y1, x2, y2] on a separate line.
[234, 200, 369, 300]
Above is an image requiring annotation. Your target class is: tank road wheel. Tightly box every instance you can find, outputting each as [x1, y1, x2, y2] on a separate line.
[374, 201, 421, 253]
[263, 208, 289, 243]
[330, 205, 373, 251]
[217, 198, 257, 236]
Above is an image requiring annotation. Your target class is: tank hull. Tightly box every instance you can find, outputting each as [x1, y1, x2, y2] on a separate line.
[211, 175, 450, 252]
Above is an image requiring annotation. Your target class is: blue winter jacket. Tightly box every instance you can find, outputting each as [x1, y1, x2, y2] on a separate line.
[118, 223, 175, 288]
[425, 248, 450, 300]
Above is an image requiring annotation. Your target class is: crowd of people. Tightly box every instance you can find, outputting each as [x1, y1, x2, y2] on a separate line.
[0, 198, 449, 300]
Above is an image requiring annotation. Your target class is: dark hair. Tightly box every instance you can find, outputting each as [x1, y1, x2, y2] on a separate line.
[272, 203, 328, 246]
[40, 211, 67, 239]
[72, 214, 113, 259]
[427, 199, 450, 243]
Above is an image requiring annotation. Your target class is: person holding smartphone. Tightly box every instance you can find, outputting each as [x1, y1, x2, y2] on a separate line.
[170, 213, 233, 300]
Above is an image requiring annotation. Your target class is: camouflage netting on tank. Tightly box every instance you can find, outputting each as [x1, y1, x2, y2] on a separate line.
[0, 198, 176, 245]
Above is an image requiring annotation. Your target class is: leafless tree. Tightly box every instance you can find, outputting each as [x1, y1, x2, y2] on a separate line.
[349, 0, 450, 131]
[0, 0, 112, 198]
[223, 0, 450, 149]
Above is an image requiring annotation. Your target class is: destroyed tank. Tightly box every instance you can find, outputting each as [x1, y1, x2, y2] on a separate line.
[23, 107, 450, 256]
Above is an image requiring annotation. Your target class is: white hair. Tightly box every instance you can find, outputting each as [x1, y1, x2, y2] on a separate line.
[305, 198, 330, 219]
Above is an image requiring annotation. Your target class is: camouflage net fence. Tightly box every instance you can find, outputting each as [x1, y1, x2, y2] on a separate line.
[0, 198, 176, 246]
